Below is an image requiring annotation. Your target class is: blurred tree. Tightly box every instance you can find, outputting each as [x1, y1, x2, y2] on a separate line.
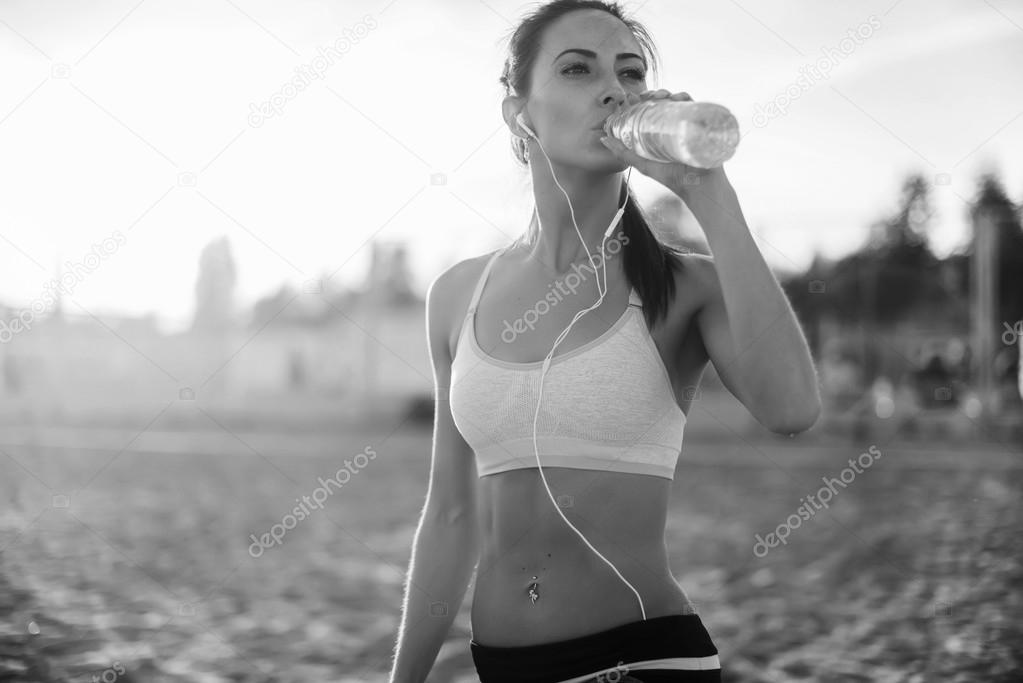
[967, 173, 1023, 330]
[783, 170, 1022, 394]
[781, 250, 829, 356]
[247, 277, 356, 328]
[383, 244, 419, 307]
[191, 236, 238, 332]
[861, 173, 944, 326]
[869, 173, 933, 248]
[783, 172, 950, 327]
[368, 241, 420, 308]
[782, 172, 966, 385]
[941, 174, 1023, 344]
[250, 283, 298, 328]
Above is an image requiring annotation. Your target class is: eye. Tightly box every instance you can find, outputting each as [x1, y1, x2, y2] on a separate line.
[561, 63, 646, 80]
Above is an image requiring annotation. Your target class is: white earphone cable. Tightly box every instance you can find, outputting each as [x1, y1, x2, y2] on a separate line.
[516, 112, 646, 621]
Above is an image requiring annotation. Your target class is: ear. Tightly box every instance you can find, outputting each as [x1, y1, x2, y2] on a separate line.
[502, 95, 529, 138]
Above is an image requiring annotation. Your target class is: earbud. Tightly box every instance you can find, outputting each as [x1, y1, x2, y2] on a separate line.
[514, 111, 535, 139]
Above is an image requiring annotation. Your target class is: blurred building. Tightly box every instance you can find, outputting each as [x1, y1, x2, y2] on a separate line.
[0, 240, 429, 424]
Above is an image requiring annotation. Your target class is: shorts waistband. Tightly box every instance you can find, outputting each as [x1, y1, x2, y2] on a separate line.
[470, 613, 720, 683]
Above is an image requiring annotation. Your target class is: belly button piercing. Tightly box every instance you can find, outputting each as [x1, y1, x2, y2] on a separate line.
[527, 576, 539, 604]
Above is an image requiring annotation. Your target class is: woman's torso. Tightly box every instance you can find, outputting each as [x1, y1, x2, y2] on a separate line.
[449, 245, 711, 647]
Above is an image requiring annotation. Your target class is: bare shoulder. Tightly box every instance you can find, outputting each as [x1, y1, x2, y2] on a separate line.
[427, 249, 502, 360]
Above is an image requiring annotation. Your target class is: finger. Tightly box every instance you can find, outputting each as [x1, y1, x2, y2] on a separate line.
[601, 135, 646, 169]
[640, 89, 668, 99]
[600, 135, 631, 160]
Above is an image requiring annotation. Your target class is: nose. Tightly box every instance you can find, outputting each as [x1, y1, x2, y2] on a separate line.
[600, 83, 627, 111]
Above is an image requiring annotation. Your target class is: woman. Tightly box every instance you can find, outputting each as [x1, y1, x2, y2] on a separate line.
[389, 2, 821, 681]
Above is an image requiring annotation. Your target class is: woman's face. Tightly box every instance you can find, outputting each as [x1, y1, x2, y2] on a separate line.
[523, 9, 649, 170]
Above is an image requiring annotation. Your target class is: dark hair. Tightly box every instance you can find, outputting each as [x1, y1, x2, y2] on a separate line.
[498, 0, 688, 329]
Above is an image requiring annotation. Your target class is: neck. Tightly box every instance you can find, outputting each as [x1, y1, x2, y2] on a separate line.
[524, 158, 628, 273]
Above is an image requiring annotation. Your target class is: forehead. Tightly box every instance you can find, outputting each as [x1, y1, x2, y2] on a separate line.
[539, 9, 642, 58]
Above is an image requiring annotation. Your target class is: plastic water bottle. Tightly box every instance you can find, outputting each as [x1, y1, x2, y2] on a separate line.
[602, 99, 740, 168]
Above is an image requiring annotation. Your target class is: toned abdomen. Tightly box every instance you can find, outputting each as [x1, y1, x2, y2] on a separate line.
[470, 466, 696, 646]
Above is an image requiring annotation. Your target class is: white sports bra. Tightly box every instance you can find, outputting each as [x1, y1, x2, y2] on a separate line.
[449, 247, 686, 480]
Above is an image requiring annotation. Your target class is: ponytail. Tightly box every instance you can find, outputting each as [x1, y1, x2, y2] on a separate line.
[511, 181, 687, 330]
[620, 189, 687, 330]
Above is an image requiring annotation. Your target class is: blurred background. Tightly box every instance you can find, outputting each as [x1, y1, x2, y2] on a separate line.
[1, 0, 1021, 681]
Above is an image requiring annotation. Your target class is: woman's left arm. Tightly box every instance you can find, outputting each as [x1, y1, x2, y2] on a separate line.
[600, 89, 822, 432]
[680, 171, 821, 433]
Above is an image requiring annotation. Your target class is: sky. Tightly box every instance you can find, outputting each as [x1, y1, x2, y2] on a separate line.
[1, 0, 1021, 332]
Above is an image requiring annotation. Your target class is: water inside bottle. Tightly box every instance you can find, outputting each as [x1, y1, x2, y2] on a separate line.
[606, 100, 739, 168]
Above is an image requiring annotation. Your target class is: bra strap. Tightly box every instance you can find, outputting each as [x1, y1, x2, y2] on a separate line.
[628, 287, 643, 307]
[466, 247, 506, 317]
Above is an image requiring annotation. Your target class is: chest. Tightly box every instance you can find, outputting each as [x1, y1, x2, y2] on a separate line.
[471, 274, 636, 366]
[454, 256, 711, 415]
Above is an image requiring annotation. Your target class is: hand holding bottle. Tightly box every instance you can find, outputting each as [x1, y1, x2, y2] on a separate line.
[600, 89, 733, 197]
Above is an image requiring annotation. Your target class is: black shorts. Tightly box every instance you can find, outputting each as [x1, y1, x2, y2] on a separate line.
[469, 613, 722, 682]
